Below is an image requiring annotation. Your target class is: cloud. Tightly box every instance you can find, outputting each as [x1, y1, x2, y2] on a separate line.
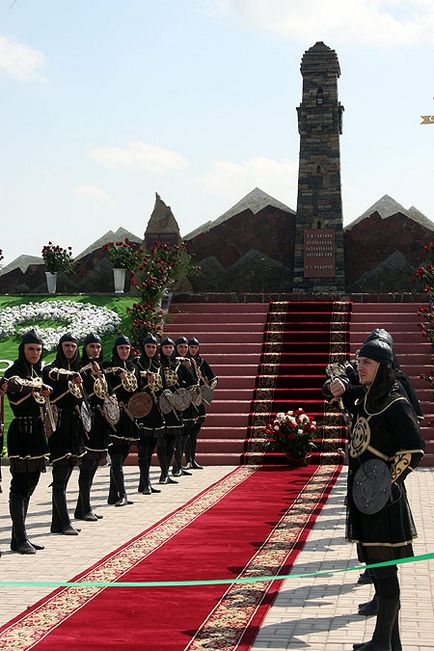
[74, 185, 117, 207]
[203, 0, 434, 46]
[198, 155, 298, 202]
[0, 35, 46, 81]
[89, 141, 188, 173]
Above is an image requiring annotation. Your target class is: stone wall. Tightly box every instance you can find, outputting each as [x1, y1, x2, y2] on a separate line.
[187, 205, 295, 293]
[344, 212, 433, 292]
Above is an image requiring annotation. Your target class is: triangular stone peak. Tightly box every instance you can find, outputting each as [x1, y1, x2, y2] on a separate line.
[346, 194, 434, 231]
[293, 41, 345, 293]
[144, 192, 181, 250]
[184, 187, 294, 240]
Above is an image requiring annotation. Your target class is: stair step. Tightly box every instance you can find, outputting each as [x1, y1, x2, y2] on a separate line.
[165, 323, 266, 332]
[350, 314, 421, 323]
[350, 344, 431, 354]
[171, 303, 269, 314]
[165, 331, 264, 343]
[351, 304, 426, 313]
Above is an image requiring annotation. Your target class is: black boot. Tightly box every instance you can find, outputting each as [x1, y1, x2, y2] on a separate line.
[157, 439, 169, 484]
[358, 595, 378, 616]
[190, 430, 203, 469]
[110, 453, 131, 506]
[354, 614, 401, 651]
[358, 569, 373, 584]
[74, 456, 99, 520]
[354, 597, 399, 650]
[51, 463, 77, 534]
[9, 492, 35, 554]
[22, 495, 45, 550]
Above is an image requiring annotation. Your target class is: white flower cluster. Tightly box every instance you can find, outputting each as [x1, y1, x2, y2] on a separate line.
[274, 409, 316, 433]
[0, 300, 122, 351]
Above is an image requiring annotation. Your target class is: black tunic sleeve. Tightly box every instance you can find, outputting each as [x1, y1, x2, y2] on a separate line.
[387, 398, 425, 483]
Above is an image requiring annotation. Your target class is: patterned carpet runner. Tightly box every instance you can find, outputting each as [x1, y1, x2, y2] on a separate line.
[0, 464, 340, 650]
[244, 301, 351, 464]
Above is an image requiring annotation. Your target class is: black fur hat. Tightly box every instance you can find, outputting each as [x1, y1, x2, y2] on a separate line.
[363, 328, 394, 347]
[358, 338, 394, 368]
[59, 332, 78, 345]
[83, 332, 102, 346]
[21, 329, 43, 345]
[160, 337, 175, 347]
[143, 334, 158, 345]
[114, 335, 131, 347]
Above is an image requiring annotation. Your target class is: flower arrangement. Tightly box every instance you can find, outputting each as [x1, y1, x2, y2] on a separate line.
[415, 242, 434, 421]
[42, 242, 74, 274]
[0, 300, 121, 351]
[127, 241, 196, 346]
[416, 241, 434, 346]
[261, 408, 317, 460]
[104, 238, 142, 270]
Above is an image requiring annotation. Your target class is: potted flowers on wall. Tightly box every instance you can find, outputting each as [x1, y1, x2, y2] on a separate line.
[104, 239, 141, 293]
[261, 408, 317, 466]
[41, 242, 74, 294]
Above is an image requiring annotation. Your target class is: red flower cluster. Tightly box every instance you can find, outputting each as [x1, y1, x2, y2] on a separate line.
[127, 241, 196, 346]
[416, 241, 434, 402]
[104, 238, 142, 270]
[261, 408, 317, 459]
[41, 242, 74, 273]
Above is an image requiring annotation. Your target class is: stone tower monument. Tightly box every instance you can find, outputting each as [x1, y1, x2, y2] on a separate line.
[293, 42, 345, 292]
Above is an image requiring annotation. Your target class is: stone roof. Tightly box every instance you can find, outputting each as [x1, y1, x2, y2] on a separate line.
[184, 187, 294, 241]
[75, 227, 142, 261]
[0, 255, 43, 276]
[345, 194, 434, 231]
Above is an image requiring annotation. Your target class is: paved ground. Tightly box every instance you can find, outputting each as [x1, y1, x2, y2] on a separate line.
[0, 464, 433, 650]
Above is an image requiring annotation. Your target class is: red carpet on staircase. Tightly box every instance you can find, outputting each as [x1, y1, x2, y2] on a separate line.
[0, 464, 340, 650]
[244, 301, 351, 465]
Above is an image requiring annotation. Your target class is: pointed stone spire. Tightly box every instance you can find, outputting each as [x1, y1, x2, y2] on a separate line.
[144, 193, 181, 251]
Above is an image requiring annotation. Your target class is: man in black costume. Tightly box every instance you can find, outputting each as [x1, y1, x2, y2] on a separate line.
[185, 337, 217, 470]
[105, 335, 140, 507]
[74, 333, 110, 522]
[4, 330, 50, 554]
[324, 327, 424, 598]
[136, 333, 163, 495]
[172, 336, 194, 477]
[44, 333, 86, 535]
[345, 338, 424, 650]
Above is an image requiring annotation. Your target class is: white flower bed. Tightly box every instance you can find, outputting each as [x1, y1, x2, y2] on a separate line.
[0, 300, 122, 351]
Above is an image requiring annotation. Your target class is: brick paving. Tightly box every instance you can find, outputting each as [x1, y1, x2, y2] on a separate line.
[0, 465, 433, 650]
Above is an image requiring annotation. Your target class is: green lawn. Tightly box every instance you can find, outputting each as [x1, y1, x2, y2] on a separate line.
[1, 295, 135, 451]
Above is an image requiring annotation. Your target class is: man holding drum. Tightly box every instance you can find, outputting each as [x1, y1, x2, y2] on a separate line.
[104, 335, 140, 507]
[74, 333, 111, 522]
[4, 330, 50, 554]
[135, 333, 164, 495]
[43, 333, 86, 535]
[185, 337, 217, 470]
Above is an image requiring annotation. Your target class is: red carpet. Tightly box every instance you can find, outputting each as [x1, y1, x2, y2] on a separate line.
[245, 301, 350, 464]
[0, 464, 340, 650]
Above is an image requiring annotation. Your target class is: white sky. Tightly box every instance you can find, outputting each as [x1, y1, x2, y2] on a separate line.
[0, 0, 433, 265]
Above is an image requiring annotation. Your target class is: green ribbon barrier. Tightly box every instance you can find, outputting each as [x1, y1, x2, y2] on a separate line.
[0, 552, 433, 589]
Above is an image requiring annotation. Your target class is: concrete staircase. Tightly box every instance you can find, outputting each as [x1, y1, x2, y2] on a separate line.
[350, 303, 433, 466]
[163, 302, 269, 465]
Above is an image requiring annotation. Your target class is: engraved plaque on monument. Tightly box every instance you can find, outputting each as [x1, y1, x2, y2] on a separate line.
[303, 228, 336, 278]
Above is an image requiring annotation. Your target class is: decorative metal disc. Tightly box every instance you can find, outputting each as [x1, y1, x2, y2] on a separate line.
[352, 459, 392, 515]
